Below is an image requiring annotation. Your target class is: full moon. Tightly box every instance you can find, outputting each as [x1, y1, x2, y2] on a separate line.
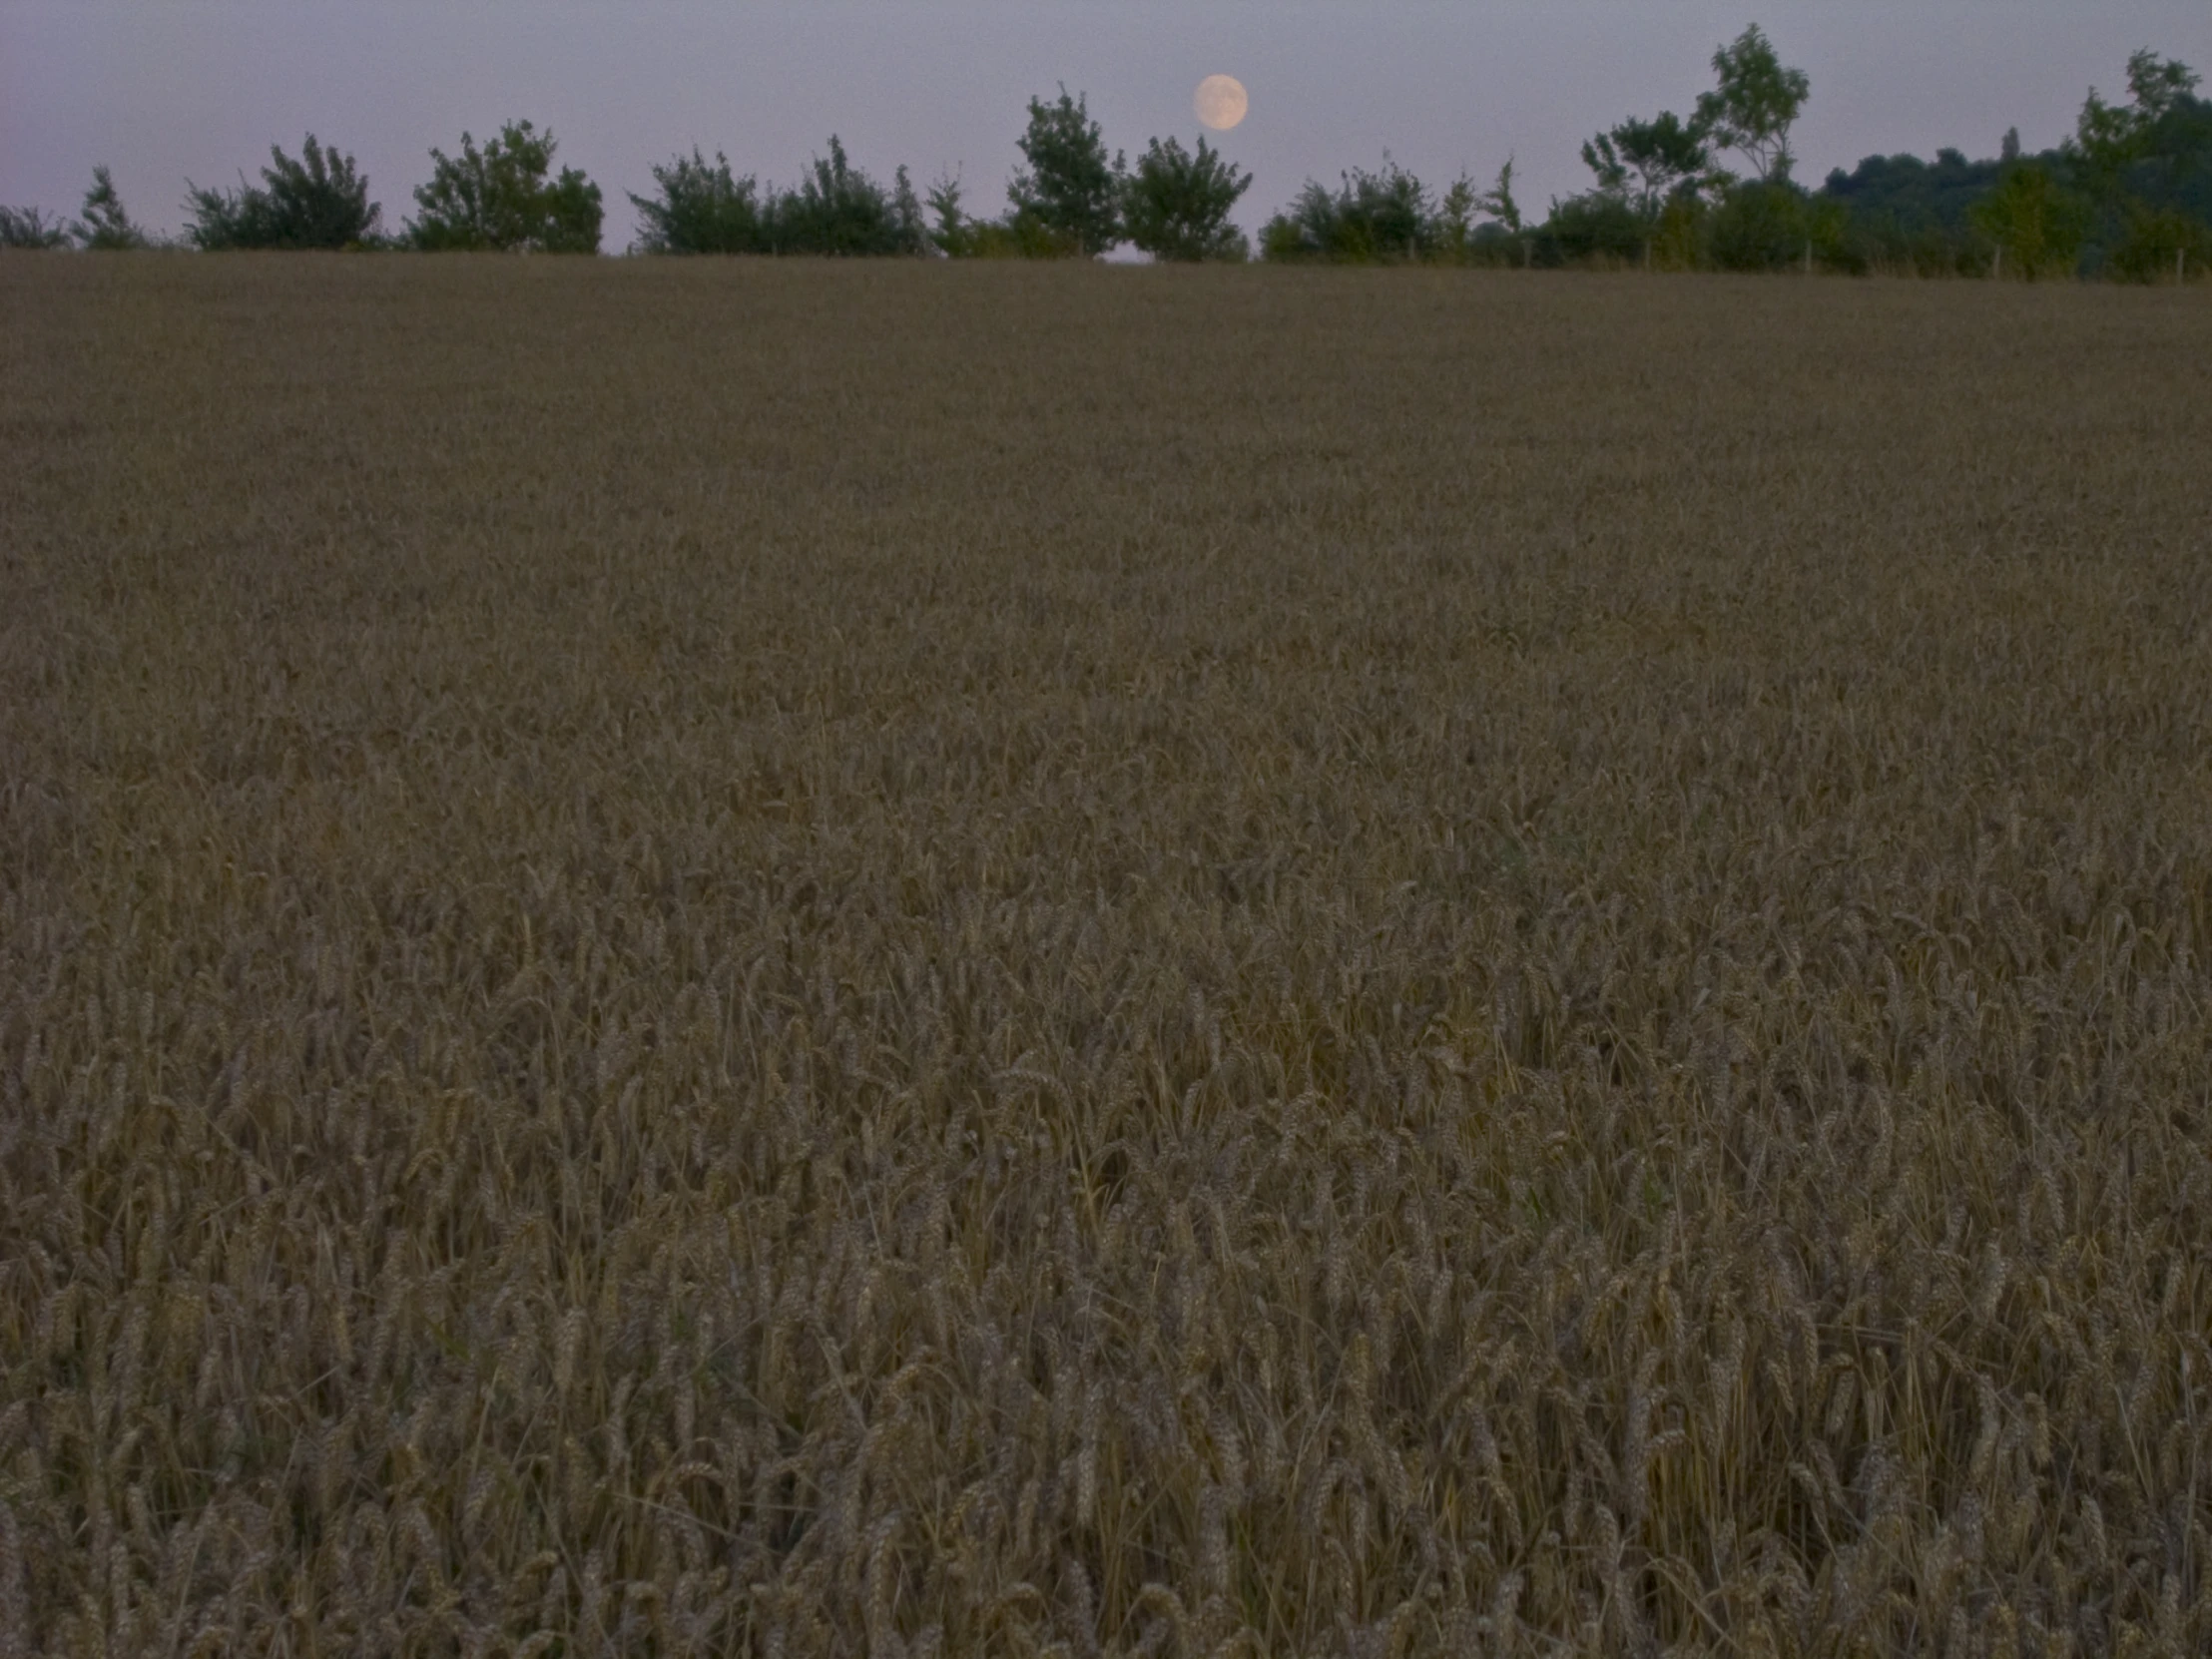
[1194, 74, 1249, 132]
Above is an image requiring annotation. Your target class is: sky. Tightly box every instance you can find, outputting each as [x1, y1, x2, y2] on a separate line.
[5, 2, 2209, 249]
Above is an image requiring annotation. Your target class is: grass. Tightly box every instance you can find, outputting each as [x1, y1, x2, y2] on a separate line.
[2, 254, 2210, 1656]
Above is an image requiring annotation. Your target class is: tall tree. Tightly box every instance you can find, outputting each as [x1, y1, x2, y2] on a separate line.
[186, 135, 380, 250]
[408, 122, 602, 253]
[1121, 136, 1251, 262]
[1009, 87, 1124, 255]
[1696, 25, 1811, 184]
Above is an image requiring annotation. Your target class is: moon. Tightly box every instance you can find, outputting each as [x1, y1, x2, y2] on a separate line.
[1195, 74, 1249, 132]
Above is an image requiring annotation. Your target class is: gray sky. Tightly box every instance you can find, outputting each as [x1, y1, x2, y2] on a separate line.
[5, 2, 2209, 248]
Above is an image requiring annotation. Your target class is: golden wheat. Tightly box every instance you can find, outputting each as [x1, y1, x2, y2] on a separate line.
[2, 254, 2210, 1655]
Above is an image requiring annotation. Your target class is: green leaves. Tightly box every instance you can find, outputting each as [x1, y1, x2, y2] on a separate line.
[75, 165, 148, 251]
[1009, 88, 1125, 257]
[1121, 137, 1251, 263]
[187, 135, 381, 251]
[1696, 25, 1812, 184]
[1970, 164, 2092, 278]
[408, 121, 603, 254]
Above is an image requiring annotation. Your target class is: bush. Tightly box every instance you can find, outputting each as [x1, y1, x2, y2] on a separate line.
[1708, 179, 1811, 271]
[185, 135, 381, 251]
[1121, 136, 1251, 263]
[1969, 163, 2090, 278]
[2105, 203, 2212, 280]
[629, 150, 768, 255]
[0, 206, 72, 250]
[1261, 161, 1431, 262]
[409, 122, 602, 254]
[1544, 191, 1647, 265]
[769, 138, 926, 257]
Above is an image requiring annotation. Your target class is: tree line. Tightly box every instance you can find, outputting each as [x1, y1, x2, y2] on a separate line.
[4, 29, 2206, 279]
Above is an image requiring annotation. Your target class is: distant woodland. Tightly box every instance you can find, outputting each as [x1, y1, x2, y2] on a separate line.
[5, 29, 2207, 277]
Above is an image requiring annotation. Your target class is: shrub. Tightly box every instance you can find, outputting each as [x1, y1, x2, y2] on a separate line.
[2105, 203, 2212, 280]
[769, 138, 926, 257]
[185, 135, 381, 251]
[408, 122, 602, 254]
[1121, 136, 1251, 263]
[1969, 163, 2090, 278]
[1262, 161, 1431, 263]
[630, 149, 769, 255]
[0, 206, 72, 250]
[1707, 179, 1811, 271]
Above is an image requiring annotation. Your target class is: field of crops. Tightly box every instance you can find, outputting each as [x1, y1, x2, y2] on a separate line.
[4, 256, 2210, 1655]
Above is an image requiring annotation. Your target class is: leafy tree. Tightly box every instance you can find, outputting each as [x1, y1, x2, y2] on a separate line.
[75, 166, 148, 250]
[1121, 136, 1251, 262]
[186, 135, 380, 250]
[1261, 160, 1431, 262]
[1476, 155, 1524, 236]
[629, 149, 768, 254]
[1613, 114, 1716, 215]
[2073, 50, 2203, 178]
[0, 206, 72, 250]
[1696, 25, 1811, 184]
[1970, 163, 2090, 277]
[1009, 88, 1124, 256]
[770, 137, 925, 256]
[408, 122, 602, 253]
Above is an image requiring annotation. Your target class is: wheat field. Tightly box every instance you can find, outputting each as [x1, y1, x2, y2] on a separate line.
[3, 256, 2210, 1656]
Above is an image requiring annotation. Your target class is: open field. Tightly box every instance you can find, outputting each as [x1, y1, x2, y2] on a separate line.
[3, 257, 2211, 1655]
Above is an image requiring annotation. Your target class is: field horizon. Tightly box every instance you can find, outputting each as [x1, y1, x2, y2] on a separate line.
[4, 258, 2211, 1655]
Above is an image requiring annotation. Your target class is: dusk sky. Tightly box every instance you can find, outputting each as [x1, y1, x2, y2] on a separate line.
[6, 2, 2209, 249]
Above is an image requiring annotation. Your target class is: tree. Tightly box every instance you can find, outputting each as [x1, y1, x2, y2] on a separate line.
[75, 166, 148, 250]
[771, 137, 926, 256]
[1121, 136, 1251, 262]
[1261, 160, 1431, 262]
[408, 122, 603, 253]
[1009, 87, 1124, 255]
[0, 206, 72, 250]
[186, 135, 380, 250]
[1476, 156, 1524, 235]
[1696, 25, 1811, 184]
[2070, 51, 2203, 187]
[1970, 163, 2090, 277]
[631, 149, 768, 254]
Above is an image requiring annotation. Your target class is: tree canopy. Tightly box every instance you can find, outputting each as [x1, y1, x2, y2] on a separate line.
[408, 122, 603, 254]
[1121, 136, 1251, 262]
[1008, 88, 1124, 256]
[187, 135, 380, 251]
